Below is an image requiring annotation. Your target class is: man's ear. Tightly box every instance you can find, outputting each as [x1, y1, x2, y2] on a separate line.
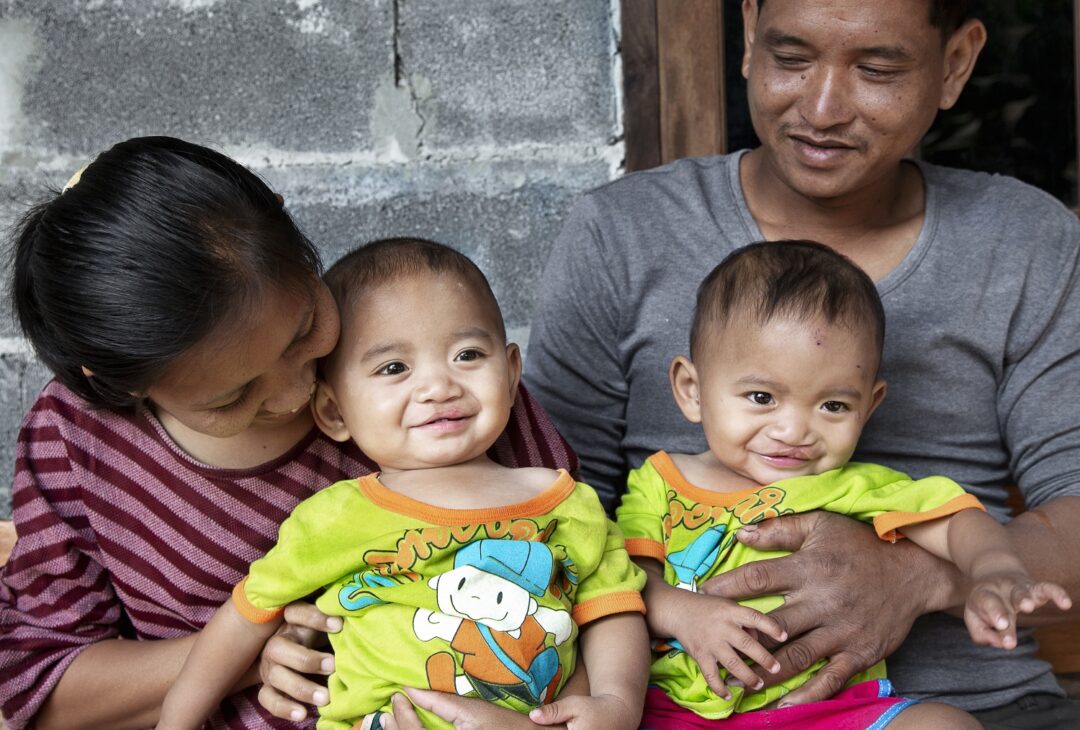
[670, 355, 703, 424]
[868, 378, 887, 418]
[741, 0, 759, 79]
[506, 342, 522, 404]
[939, 19, 987, 110]
[312, 381, 351, 442]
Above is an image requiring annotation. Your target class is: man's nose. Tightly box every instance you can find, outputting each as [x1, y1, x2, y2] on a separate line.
[797, 67, 856, 130]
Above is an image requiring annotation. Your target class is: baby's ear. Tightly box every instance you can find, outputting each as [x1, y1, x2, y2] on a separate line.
[312, 381, 351, 442]
[669, 355, 703, 424]
[505, 342, 522, 403]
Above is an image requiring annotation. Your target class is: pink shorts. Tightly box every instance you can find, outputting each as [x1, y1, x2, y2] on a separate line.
[641, 679, 917, 730]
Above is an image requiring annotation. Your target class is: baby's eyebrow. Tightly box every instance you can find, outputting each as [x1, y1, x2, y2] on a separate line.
[735, 375, 787, 393]
[361, 341, 407, 361]
[451, 326, 497, 342]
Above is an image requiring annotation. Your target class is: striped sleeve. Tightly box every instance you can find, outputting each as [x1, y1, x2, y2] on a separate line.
[0, 398, 121, 728]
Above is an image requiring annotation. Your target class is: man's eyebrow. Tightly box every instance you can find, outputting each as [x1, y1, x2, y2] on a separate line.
[761, 29, 914, 62]
[762, 29, 811, 49]
[856, 45, 915, 62]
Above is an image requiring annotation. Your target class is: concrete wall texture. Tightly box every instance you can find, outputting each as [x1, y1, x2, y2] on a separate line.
[0, 0, 625, 517]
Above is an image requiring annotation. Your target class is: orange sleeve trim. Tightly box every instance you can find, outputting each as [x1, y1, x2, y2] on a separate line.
[572, 591, 646, 625]
[624, 537, 666, 563]
[873, 494, 986, 542]
[231, 577, 287, 624]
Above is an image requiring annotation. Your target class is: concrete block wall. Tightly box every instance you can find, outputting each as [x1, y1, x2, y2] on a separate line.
[0, 0, 625, 517]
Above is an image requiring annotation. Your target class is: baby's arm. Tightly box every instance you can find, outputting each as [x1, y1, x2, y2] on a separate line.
[634, 557, 784, 698]
[158, 600, 283, 729]
[901, 509, 1072, 649]
[530, 612, 649, 729]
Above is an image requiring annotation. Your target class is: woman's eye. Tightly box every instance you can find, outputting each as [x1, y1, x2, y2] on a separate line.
[377, 362, 408, 376]
[749, 392, 774, 406]
[212, 388, 251, 412]
[822, 401, 849, 413]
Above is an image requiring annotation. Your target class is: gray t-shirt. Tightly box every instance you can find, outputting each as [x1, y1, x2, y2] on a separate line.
[524, 150, 1080, 710]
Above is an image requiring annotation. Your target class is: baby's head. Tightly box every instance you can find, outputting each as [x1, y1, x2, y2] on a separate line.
[671, 240, 887, 485]
[313, 238, 520, 473]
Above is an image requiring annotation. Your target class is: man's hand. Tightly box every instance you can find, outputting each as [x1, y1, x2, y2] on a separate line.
[256, 601, 342, 721]
[698, 511, 958, 706]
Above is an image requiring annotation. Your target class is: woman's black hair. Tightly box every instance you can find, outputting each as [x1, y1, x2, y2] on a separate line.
[9, 136, 322, 410]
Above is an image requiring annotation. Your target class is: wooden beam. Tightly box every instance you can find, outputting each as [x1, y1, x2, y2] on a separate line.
[657, 0, 726, 163]
[621, 0, 661, 172]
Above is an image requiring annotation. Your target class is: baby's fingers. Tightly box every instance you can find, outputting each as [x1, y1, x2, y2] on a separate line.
[715, 643, 766, 694]
[966, 590, 1016, 649]
[1016, 582, 1073, 614]
[733, 604, 789, 645]
[964, 603, 1010, 649]
[693, 649, 733, 700]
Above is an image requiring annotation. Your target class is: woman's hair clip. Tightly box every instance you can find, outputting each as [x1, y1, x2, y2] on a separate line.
[62, 164, 89, 193]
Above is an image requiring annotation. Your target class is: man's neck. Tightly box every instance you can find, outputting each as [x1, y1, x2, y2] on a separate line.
[739, 148, 926, 281]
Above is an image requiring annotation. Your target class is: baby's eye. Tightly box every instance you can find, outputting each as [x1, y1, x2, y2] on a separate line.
[822, 401, 849, 413]
[377, 361, 408, 376]
[748, 392, 774, 406]
[455, 349, 484, 362]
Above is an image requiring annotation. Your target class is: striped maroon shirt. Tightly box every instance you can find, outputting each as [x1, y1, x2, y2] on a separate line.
[0, 379, 576, 729]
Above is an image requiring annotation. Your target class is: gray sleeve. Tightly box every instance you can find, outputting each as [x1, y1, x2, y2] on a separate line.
[999, 209, 1080, 508]
[525, 193, 628, 510]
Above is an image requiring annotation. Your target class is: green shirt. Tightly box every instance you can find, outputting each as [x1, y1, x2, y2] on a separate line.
[616, 452, 982, 719]
[236, 470, 645, 730]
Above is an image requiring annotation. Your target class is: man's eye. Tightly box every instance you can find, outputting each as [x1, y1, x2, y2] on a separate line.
[822, 401, 849, 413]
[749, 392, 774, 406]
[377, 362, 408, 376]
[774, 54, 808, 68]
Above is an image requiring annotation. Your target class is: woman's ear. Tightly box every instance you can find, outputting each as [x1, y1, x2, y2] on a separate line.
[670, 355, 703, 424]
[312, 381, 351, 442]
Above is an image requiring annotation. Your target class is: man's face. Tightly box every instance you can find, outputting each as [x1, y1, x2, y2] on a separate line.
[742, 0, 972, 202]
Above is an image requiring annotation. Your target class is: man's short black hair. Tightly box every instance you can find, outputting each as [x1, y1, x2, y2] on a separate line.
[689, 240, 885, 367]
[757, 0, 973, 39]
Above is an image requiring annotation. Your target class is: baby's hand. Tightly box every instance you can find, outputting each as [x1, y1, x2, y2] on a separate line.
[668, 592, 786, 699]
[965, 571, 1072, 650]
[529, 692, 637, 730]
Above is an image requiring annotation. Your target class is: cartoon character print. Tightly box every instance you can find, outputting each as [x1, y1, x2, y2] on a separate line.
[413, 539, 574, 706]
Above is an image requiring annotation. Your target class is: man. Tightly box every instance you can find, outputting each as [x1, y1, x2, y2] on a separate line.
[525, 0, 1080, 726]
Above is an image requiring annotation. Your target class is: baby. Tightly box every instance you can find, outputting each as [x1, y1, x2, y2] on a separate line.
[161, 238, 649, 729]
[616, 240, 1071, 729]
